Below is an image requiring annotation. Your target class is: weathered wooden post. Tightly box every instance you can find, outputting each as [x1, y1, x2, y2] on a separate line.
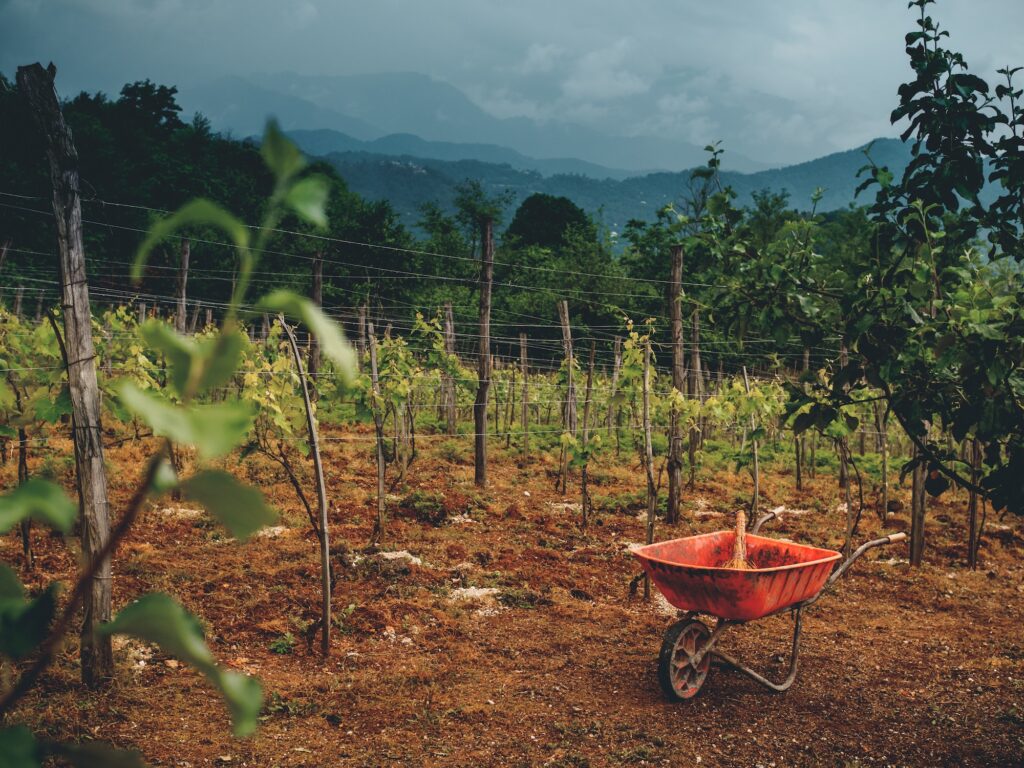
[18, 62, 113, 686]
[667, 243, 684, 522]
[308, 251, 323, 390]
[473, 218, 494, 487]
[520, 333, 529, 456]
[642, 339, 656, 600]
[443, 302, 457, 434]
[368, 323, 386, 542]
[581, 341, 596, 532]
[175, 238, 189, 334]
[557, 300, 577, 494]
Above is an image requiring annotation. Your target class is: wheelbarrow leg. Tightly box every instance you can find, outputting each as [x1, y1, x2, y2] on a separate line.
[712, 608, 804, 693]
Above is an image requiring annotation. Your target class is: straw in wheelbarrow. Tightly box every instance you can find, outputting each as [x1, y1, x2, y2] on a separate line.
[724, 509, 752, 569]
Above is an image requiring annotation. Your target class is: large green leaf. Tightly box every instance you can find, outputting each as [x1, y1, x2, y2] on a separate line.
[179, 470, 277, 542]
[139, 323, 244, 398]
[140, 320, 194, 396]
[99, 594, 262, 737]
[0, 479, 76, 534]
[255, 291, 357, 387]
[0, 583, 58, 660]
[32, 385, 72, 424]
[133, 200, 249, 281]
[284, 175, 328, 227]
[117, 382, 254, 460]
[0, 726, 40, 768]
[261, 120, 306, 182]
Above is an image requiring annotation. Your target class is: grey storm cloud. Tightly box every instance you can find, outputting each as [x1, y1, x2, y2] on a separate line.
[2, 0, 1023, 164]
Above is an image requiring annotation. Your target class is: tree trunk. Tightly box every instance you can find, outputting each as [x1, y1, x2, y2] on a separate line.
[966, 438, 981, 569]
[18, 63, 113, 687]
[13, 286, 24, 318]
[175, 239, 189, 334]
[875, 401, 889, 523]
[280, 315, 331, 656]
[473, 219, 494, 487]
[667, 243, 684, 523]
[910, 446, 927, 566]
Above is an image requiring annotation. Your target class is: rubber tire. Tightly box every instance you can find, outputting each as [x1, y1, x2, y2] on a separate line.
[657, 618, 712, 701]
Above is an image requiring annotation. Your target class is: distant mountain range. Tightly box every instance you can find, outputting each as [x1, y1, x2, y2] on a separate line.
[175, 70, 914, 232]
[314, 138, 912, 233]
[178, 71, 769, 174]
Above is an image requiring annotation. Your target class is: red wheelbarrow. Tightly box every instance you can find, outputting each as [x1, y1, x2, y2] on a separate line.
[632, 511, 907, 700]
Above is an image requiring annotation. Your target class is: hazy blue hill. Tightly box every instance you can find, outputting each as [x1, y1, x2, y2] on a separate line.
[187, 71, 767, 173]
[287, 128, 639, 180]
[181, 76, 384, 140]
[322, 138, 913, 232]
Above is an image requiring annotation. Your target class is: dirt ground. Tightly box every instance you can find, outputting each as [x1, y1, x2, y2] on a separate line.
[3, 426, 1023, 767]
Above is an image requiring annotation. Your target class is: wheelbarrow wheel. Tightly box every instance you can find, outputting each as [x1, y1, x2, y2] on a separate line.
[658, 618, 712, 701]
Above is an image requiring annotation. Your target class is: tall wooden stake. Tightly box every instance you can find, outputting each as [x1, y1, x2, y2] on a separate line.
[581, 341, 596, 532]
[308, 251, 323, 391]
[279, 315, 331, 656]
[519, 333, 529, 456]
[642, 339, 656, 600]
[175, 238, 189, 334]
[18, 62, 113, 686]
[610, 336, 622, 456]
[473, 218, 494, 487]
[557, 300, 577, 494]
[742, 366, 760, 519]
[443, 302, 457, 435]
[688, 308, 703, 475]
[368, 323, 386, 542]
[667, 243, 684, 523]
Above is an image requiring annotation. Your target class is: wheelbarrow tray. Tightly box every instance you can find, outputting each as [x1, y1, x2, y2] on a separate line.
[633, 531, 841, 621]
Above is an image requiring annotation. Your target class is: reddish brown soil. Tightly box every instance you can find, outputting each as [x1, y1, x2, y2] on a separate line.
[3, 427, 1023, 767]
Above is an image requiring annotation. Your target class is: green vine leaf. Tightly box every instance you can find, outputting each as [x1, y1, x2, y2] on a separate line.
[99, 593, 262, 737]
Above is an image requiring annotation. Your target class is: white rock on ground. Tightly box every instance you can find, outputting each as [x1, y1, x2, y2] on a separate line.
[377, 550, 423, 566]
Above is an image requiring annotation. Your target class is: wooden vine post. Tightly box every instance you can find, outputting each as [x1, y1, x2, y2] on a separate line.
[642, 338, 656, 600]
[687, 307, 702, 485]
[18, 62, 114, 686]
[667, 243, 684, 522]
[175, 238, 189, 334]
[279, 315, 331, 656]
[581, 341, 596, 532]
[308, 251, 323, 390]
[443, 302, 457, 434]
[609, 336, 622, 456]
[557, 300, 578, 494]
[742, 366, 760, 519]
[368, 323, 386, 542]
[519, 333, 529, 456]
[473, 218, 494, 487]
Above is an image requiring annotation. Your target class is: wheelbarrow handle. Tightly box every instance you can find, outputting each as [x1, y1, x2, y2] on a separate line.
[806, 531, 908, 606]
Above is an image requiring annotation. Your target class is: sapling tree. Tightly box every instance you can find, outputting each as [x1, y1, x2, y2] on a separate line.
[0, 120, 357, 762]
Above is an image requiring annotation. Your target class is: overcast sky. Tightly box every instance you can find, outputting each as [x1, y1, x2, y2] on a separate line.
[3, 0, 1024, 164]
